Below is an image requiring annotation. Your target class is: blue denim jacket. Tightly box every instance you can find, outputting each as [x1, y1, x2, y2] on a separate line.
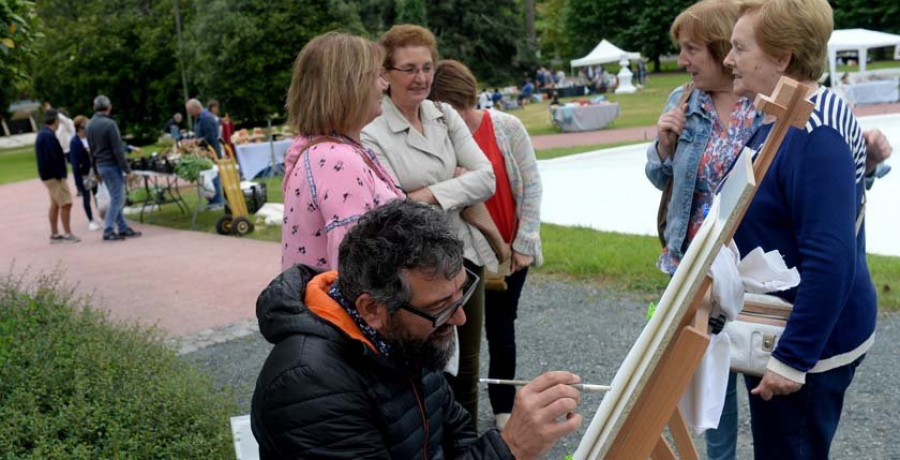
[645, 86, 761, 267]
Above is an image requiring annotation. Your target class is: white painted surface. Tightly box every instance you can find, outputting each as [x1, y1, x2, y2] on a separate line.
[538, 113, 900, 257]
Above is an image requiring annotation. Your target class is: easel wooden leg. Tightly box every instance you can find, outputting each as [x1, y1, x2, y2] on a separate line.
[604, 323, 710, 458]
[668, 407, 700, 460]
[651, 436, 676, 460]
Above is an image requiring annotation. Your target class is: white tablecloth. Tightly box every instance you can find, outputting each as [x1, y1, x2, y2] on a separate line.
[551, 103, 620, 132]
[847, 79, 900, 106]
[234, 139, 293, 180]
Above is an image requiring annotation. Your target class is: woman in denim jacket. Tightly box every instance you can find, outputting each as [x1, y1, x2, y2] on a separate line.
[645, 0, 760, 277]
[644, 1, 759, 458]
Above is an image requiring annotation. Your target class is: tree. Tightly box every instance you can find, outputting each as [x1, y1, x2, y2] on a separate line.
[397, 0, 427, 27]
[0, 0, 40, 124]
[186, 0, 365, 124]
[32, 0, 193, 142]
[563, 0, 691, 71]
[427, 0, 525, 85]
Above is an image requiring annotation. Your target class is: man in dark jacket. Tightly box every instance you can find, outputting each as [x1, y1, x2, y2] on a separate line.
[86, 95, 142, 242]
[252, 200, 582, 459]
[36, 109, 79, 243]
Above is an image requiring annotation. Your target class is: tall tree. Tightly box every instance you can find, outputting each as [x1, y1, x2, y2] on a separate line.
[1, 0, 40, 124]
[427, 0, 526, 85]
[563, 0, 691, 71]
[32, 0, 193, 141]
[397, 0, 427, 27]
[186, 0, 365, 124]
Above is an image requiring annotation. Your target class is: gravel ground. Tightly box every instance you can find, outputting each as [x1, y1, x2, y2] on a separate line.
[183, 274, 900, 459]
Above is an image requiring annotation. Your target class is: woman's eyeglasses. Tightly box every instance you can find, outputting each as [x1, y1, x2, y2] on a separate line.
[387, 65, 435, 77]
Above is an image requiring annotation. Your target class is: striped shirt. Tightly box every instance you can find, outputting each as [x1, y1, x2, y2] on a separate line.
[806, 87, 867, 182]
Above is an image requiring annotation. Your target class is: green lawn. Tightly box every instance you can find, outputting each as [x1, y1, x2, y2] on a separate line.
[511, 72, 690, 137]
[0, 146, 37, 185]
[536, 140, 646, 160]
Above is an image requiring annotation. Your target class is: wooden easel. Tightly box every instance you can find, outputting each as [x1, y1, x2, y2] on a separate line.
[575, 77, 815, 459]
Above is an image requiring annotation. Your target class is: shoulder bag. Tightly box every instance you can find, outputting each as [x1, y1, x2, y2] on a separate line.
[727, 200, 867, 376]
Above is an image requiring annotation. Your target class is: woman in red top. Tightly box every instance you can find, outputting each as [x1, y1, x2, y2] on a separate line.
[430, 59, 544, 430]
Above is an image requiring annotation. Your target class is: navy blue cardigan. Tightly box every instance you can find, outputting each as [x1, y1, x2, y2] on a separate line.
[735, 88, 876, 378]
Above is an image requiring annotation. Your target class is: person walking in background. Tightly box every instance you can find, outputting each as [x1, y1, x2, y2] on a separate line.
[36, 109, 79, 244]
[87, 95, 142, 242]
[362, 24, 496, 426]
[430, 59, 544, 431]
[185, 98, 225, 209]
[280, 32, 404, 271]
[69, 115, 101, 231]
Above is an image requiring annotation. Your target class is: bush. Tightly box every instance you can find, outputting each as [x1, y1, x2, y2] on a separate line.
[0, 271, 238, 459]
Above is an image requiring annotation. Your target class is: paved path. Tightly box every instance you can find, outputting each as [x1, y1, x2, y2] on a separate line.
[0, 178, 282, 338]
[531, 101, 900, 151]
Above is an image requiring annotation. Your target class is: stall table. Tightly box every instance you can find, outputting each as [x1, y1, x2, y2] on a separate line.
[846, 78, 900, 105]
[234, 139, 293, 180]
[551, 103, 620, 132]
[130, 170, 188, 223]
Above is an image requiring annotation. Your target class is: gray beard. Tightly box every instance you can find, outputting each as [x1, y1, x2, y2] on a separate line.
[384, 321, 455, 371]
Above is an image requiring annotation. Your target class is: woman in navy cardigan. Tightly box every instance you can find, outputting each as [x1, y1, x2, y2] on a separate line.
[723, 0, 878, 457]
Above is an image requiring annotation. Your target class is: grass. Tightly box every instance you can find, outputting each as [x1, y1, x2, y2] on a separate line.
[0, 146, 38, 185]
[534, 223, 900, 312]
[511, 72, 690, 136]
[536, 140, 647, 160]
[132, 176, 283, 243]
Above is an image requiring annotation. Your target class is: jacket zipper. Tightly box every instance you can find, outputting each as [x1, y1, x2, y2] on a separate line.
[408, 376, 429, 460]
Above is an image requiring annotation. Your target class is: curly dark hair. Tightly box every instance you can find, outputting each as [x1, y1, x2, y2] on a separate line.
[337, 200, 464, 313]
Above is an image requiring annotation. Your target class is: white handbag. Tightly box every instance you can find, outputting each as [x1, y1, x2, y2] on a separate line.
[726, 293, 792, 376]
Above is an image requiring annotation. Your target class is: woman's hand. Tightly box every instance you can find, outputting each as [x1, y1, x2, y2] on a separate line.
[862, 129, 892, 176]
[453, 166, 469, 178]
[750, 369, 803, 401]
[407, 187, 437, 205]
[656, 103, 687, 161]
[511, 251, 533, 274]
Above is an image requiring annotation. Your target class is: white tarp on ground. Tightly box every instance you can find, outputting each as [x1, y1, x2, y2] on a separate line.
[828, 28, 900, 85]
[538, 113, 900, 257]
[570, 39, 641, 68]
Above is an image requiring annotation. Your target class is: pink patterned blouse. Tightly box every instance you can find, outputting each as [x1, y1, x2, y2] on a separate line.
[281, 135, 405, 271]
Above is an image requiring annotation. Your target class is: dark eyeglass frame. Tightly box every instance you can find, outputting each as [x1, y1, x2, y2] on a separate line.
[397, 267, 480, 328]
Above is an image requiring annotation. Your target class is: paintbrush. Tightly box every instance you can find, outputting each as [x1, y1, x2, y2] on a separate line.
[479, 378, 611, 392]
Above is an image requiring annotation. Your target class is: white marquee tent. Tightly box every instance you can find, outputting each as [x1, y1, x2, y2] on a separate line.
[827, 28, 900, 86]
[570, 39, 641, 69]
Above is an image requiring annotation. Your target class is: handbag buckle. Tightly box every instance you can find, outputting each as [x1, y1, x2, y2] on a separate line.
[762, 334, 777, 352]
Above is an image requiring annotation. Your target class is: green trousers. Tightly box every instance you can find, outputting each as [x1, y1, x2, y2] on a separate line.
[445, 260, 484, 430]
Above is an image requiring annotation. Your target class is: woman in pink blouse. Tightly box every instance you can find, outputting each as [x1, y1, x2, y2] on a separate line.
[281, 32, 404, 271]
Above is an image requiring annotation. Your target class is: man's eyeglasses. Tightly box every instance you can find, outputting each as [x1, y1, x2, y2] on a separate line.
[387, 65, 435, 77]
[398, 267, 479, 328]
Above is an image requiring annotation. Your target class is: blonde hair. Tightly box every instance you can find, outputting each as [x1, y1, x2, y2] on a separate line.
[429, 60, 479, 110]
[286, 32, 385, 136]
[670, 0, 741, 66]
[379, 24, 439, 68]
[739, 0, 833, 81]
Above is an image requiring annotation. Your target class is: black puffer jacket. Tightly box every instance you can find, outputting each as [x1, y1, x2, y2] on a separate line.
[251, 265, 514, 459]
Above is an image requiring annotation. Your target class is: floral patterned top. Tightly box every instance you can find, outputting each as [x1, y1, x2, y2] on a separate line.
[281, 135, 405, 271]
[657, 92, 756, 274]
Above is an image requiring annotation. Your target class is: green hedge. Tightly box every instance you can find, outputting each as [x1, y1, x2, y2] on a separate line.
[0, 273, 237, 459]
